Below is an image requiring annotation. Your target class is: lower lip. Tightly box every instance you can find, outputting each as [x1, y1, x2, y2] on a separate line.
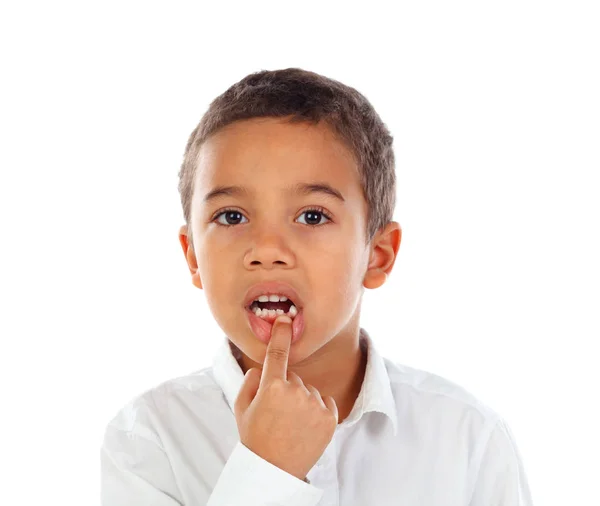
[245, 307, 305, 344]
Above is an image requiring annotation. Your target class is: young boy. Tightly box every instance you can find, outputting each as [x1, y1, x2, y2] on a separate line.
[100, 68, 533, 505]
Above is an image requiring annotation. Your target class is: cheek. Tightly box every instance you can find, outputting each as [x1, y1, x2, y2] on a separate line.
[205, 229, 243, 251]
[198, 254, 237, 309]
[314, 249, 362, 298]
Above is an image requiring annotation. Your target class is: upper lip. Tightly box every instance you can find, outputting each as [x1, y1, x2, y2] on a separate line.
[243, 281, 304, 310]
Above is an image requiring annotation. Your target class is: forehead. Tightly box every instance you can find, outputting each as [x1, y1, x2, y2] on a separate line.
[193, 117, 362, 201]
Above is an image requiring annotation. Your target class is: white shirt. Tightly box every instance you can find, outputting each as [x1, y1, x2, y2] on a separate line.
[100, 328, 534, 505]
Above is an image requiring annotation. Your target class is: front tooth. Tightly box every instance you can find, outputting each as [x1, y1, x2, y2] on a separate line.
[254, 305, 298, 320]
[258, 295, 269, 302]
[280, 296, 288, 301]
[269, 295, 280, 302]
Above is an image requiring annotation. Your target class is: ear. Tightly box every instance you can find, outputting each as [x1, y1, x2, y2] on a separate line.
[363, 221, 402, 290]
[178, 225, 203, 290]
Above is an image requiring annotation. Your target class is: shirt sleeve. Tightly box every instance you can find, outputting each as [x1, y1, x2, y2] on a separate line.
[101, 426, 183, 506]
[101, 414, 324, 506]
[206, 441, 324, 506]
[468, 417, 534, 506]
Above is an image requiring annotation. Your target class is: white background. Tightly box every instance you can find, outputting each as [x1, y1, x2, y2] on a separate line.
[1, 1, 598, 504]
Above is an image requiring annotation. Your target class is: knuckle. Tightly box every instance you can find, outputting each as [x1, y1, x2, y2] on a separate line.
[233, 401, 245, 420]
[267, 347, 288, 361]
[308, 388, 324, 404]
[267, 377, 287, 392]
[293, 385, 311, 400]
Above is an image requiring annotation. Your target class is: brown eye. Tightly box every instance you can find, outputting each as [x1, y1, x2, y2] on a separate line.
[212, 207, 331, 227]
[214, 210, 248, 226]
[297, 209, 331, 226]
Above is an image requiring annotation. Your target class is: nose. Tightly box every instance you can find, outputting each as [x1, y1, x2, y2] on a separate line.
[243, 228, 295, 269]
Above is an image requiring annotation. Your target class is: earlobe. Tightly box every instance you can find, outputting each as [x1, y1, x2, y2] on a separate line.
[188, 245, 202, 290]
[179, 225, 203, 290]
[362, 222, 401, 290]
[363, 269, 387, 290]
[191, 271, 203, 290]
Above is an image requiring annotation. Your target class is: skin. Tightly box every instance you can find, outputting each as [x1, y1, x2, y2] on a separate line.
[178, 116, 401, 423]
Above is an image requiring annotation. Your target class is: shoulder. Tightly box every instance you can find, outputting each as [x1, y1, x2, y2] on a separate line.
[382, 359, 532, 503]
[102, 365, 225, 443]
[383, 358, 502, 428]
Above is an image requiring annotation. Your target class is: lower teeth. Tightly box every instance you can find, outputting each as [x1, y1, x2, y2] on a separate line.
[252, 305, 298, 319]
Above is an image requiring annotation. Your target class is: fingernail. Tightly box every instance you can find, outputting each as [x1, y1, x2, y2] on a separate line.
[276, 315, 292, 324]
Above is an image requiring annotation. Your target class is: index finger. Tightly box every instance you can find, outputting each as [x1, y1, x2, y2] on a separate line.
[260, 315, 292, 387]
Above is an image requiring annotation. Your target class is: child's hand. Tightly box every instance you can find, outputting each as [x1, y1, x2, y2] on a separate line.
[234, 315, 339, 482]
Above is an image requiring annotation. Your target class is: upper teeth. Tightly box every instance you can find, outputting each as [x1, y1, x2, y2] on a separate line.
[251, 294, 298, 319]
[256, 294, 288, 303]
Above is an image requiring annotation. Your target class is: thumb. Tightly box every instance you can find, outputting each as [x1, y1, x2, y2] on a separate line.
[234, 367, 261, 417]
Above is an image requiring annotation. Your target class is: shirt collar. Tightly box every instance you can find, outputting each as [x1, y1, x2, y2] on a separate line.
[211, 328, 398, 436]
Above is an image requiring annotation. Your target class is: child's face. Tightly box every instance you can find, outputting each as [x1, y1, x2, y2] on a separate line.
[180, 117, 395, 363]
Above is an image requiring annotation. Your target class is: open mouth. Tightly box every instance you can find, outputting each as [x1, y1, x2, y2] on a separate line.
[245, 300, 305, 343]
[246, 298, 299, 321]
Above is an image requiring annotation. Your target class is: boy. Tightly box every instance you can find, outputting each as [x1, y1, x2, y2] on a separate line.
[100, 68, 533, 505]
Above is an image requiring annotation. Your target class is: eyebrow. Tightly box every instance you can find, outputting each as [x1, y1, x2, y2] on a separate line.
[203, 182, 346, 204]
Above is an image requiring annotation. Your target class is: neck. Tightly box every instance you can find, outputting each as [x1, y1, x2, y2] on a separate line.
[334, 334, 368, 423]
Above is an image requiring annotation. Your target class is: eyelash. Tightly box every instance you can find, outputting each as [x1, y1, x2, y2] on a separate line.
[211, 206, 333, 228]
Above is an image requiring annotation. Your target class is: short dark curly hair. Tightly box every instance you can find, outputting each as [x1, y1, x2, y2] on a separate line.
[178, 67, 396, 245]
